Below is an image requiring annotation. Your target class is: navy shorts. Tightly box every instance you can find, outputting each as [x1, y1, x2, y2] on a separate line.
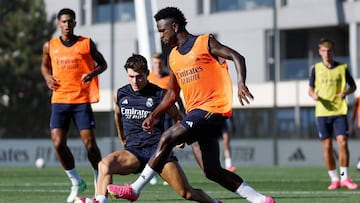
[50, 103, 96, 130]
[316, 115, 348, 140]
[180, 109, 227, 145]
[125, 145, 178, 173]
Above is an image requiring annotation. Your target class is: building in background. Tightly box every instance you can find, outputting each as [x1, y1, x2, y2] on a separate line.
[43, 0, 360, 140]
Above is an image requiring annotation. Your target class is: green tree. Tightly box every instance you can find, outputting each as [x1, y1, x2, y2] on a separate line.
[0, 0, 56, 138]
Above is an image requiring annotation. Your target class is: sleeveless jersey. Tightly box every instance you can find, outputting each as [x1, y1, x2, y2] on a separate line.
[49, 36, 99, 104]
[148, 72, 170, 90]
[169, 34, 233, 117]
[116, 83, 165, 148]
[314, 62, 348, 116]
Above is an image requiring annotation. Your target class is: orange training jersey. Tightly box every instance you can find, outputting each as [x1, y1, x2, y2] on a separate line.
[169, 34, 233, 117]
[148, 72, 170, 90]
[49, 36, 99, 104]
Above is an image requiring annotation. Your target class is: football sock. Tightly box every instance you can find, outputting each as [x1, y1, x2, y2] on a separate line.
[328, 169, 339, 182]
[65, 168, 82, 186]
[235, 181, 265, 203]
[225, 158, 232, 168]
[131, 164, 156, 194]
[95, 195, 107, 203]
[93, 169, 99, 195]
[339, 166, 348, 180]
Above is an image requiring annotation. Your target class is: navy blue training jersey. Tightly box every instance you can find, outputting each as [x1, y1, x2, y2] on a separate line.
[116, 83, 166, 148]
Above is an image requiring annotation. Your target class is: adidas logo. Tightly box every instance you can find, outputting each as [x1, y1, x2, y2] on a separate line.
[185, 121, 193, 128]
[122, 99, 128, 104]
[288, 148, 305, 161]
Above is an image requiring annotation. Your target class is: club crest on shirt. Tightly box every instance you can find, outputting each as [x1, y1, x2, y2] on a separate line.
[146, 98, 153, 108]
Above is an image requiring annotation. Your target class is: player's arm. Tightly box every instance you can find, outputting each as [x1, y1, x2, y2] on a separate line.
[113, 91, 126, 146]
[207, 34, 253, 106]
[82, 39, 108, 83]
[40, 41, 59, 90]
[339, 68, 357, 98]
[143, 70, 180, 132]
[308, 67, 319, 101]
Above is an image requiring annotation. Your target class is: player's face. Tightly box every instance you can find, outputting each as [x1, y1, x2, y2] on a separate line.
[156, 19, 177, 47]
[318, 45, 334, 62]
[127, 68, 147, 91]
[58, 14, 76, 36]
[151, 58, 163, 74]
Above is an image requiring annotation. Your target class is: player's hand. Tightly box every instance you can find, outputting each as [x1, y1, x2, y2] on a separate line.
[311, 89, 319, 101]
[45, 75, 59, 90]
[82, 73, 93, 83]
[237, 82, 254, 105]
[336, 92, 346, 99]
[142, 115, 155, 134]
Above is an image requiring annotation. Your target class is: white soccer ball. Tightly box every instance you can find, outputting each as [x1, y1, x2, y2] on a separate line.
[35, 158, 46, 168]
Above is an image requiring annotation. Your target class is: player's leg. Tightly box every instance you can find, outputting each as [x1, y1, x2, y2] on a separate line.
[73, 104, 102, 200]
[160, 161, 221, 203]
[317, 117, 340, 190]
[94, 150, 141, 203]
[106, 122, 189, 201]
[222, 129, 235, 172]
[197, 114, 273, 203]
[334, 116, 358, 189]
[50, 104, 86, 202]
[75, 104, 102, 170]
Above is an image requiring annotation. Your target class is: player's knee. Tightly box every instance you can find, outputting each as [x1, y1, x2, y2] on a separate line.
[203, 167, 221, 182]
[98, 160, 109, 174]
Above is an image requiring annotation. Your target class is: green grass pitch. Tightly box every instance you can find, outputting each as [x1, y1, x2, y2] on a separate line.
[0, 166, 359, 202]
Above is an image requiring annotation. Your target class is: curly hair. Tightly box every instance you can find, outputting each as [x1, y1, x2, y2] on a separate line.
[154, 7, 187, 28]
[124, 54, 149, 73]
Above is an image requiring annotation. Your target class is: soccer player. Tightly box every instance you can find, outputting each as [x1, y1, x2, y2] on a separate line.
[40, 8, 107, 203]
[107, 7, 275, 203]
[309, 38, 358, 190]
[75, 54, 222, 203]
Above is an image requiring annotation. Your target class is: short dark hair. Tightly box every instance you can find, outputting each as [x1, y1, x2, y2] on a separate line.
[57, 8, 76, 20]
[318, 38, 335, 51]
[124, 54, 149, 74]
[154, 7, 187, 28]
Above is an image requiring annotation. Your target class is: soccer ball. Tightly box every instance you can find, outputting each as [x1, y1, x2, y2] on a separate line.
[35, 158, 46, 168]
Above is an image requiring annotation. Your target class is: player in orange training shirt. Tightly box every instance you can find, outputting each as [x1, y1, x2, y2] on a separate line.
[40, 8, 107, 203]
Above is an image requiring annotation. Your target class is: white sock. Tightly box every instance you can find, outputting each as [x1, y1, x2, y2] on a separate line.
[95, 195, 107, 203]
[235, 182, 266, 203]
[93, 169, 99, 195]
[328, 169, 339, 182]
[225, 158, 232, 168]
[65, 168, 82, 186]
[131, 164, 156, 194]
[339, 166, 348, 180]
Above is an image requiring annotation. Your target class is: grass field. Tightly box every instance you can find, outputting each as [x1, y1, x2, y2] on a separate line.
[0, 166, 359, 202]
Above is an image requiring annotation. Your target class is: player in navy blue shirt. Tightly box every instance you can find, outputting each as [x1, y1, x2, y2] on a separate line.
[75, 54, 220, 203]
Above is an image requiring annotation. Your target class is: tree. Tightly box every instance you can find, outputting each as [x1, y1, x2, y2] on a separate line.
[0, 0, 56, 138]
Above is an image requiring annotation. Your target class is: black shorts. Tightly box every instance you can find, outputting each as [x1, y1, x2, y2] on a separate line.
[50, 103, 95, 130]
[180, 109, 227, 145]
[125, 145, 178, 173]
